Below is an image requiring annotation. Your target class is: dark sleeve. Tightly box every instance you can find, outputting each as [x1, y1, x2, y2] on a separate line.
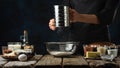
[61, 0, 73, 8]
[61, 0, 69, 6]
[96, 0, 119, 25]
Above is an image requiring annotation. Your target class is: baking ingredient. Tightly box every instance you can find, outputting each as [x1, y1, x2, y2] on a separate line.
[18, 54, 27, 61]
[86, 51, 100, 58]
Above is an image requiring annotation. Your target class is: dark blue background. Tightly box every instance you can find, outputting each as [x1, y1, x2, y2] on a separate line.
[0, 0, 120, 54]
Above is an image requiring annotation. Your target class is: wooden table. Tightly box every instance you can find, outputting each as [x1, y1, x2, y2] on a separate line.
[0, 55, 120, 68]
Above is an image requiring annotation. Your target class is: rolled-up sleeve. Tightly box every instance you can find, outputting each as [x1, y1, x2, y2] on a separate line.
[96, 0, 119, 25]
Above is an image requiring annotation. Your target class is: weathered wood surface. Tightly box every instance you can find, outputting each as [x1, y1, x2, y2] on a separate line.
[35, 55, 62, 68]
[1, 55, 120, 68]
[115, 57, 120, 68]
[1, 55, 42, 68]
[4, 61, 36, 68]
[63, 56, 90, 68]
[0, 56, 7, 68]
[87, 58, 120, 68]
[30, 55, 43, 61]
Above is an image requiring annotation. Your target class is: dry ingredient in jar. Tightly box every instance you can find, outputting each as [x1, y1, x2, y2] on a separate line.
[83, 45, 93, 56]
[97, 46, 107, 56]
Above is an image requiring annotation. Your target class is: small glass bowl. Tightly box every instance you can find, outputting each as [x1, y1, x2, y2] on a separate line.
[100, 55, 114, 61]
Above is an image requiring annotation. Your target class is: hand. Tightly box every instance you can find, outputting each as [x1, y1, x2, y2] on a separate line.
[49, 9, 99, 31]
[69, 9, 81, 23]
[49, 19, 56, 30]
[48, 9, 81, 31]
[69, 9, 99, 24]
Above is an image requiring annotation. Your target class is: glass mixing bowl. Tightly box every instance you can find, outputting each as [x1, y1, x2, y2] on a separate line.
[46, 42, 79, 57]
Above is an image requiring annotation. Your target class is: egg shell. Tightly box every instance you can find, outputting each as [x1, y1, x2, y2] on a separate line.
[18, 54, 27, 61]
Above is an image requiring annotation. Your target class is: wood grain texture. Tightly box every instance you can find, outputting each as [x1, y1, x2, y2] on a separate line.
[1, 55, 120, 68]
[36, 55, 62, 66]
[4, 61, 36, 68]
[30, 55, 43, 61]
[63, 56, 90, 68]
[2, 55, 43, 68]
[0, 56, 8, 68]
[87, 59, 119, 68]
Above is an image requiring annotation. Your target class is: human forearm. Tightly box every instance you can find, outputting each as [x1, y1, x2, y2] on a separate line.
[70, 9, 99, 24]
[76, 14, 99, 24]
[72, 14, 99, 24]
